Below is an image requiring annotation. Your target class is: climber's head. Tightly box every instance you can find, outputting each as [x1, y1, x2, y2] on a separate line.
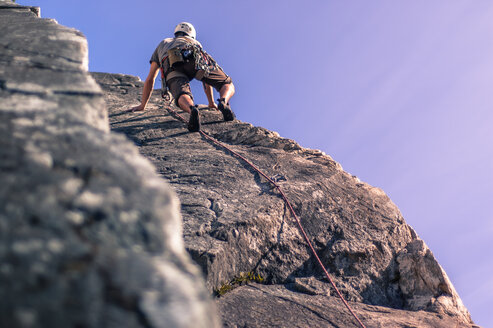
[174, 22, 196, 39]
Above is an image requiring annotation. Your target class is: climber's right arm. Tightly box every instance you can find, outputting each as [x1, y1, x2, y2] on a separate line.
[129, 61, 160, 112]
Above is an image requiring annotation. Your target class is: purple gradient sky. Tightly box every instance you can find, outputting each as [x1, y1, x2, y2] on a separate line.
[19, 1, 492, 326]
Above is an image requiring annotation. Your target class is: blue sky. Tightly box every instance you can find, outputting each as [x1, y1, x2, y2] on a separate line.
[19, 1, 492, 326]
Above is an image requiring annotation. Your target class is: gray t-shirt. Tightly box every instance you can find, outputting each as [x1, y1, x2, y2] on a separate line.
[149, 36, 203, 66]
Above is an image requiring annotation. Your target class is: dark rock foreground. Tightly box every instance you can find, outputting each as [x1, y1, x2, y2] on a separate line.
[0, 2, 218, 327]
[0, 0, 480, 327]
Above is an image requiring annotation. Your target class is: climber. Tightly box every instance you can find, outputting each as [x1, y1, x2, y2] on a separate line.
[129, 22, 236, 132]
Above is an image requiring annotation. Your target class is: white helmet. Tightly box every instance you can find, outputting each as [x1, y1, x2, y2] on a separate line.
[174, 22, 196, 39]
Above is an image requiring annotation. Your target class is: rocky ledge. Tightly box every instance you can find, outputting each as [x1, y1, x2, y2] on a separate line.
[96, 72, 479, 327]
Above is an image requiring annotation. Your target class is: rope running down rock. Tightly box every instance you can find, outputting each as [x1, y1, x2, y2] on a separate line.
[164, 105, 367, 328]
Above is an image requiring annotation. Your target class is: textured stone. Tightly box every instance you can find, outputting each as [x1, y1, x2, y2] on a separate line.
[98, 70, 476, 326]
[217, 284, 480, 328]
[0, 2, 219, 327]
[396, 240, 471, 323]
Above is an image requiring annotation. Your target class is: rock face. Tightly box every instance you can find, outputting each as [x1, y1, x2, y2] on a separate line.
[97, 72, 477, 326]
[0, 2, 218, 327]
[1, 0, 479, 326]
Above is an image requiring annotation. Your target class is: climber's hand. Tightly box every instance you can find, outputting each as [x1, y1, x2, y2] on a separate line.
[208, 101, 218, 110]
[128, 104, 145, 113]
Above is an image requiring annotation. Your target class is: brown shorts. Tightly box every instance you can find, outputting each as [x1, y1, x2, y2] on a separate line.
[166, 59, 232, 106]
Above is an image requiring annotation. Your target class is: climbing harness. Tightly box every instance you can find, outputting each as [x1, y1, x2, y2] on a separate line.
[164, 106, 367, 328]
[159, 40, 220, 102]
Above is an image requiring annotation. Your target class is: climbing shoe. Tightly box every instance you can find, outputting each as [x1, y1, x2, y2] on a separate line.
[187, 105, 200, 132]
[218, 98, 235, 121]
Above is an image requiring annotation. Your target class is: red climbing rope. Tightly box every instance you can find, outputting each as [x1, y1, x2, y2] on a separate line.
[165, 106, 367, 328]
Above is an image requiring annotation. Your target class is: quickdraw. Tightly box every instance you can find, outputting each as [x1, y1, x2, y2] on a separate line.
[160, 55, 171, 102]
[189, 44, 219, 80]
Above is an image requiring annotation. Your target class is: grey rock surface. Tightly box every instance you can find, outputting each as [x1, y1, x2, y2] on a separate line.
[97, 69, 476, 326]
[1, 2, 219, 327]
[217, 283, 479, 328]
[396, 239, 471, 323]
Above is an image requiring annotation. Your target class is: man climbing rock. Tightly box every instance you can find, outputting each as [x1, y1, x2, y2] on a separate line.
[130, 22, 236, 132]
